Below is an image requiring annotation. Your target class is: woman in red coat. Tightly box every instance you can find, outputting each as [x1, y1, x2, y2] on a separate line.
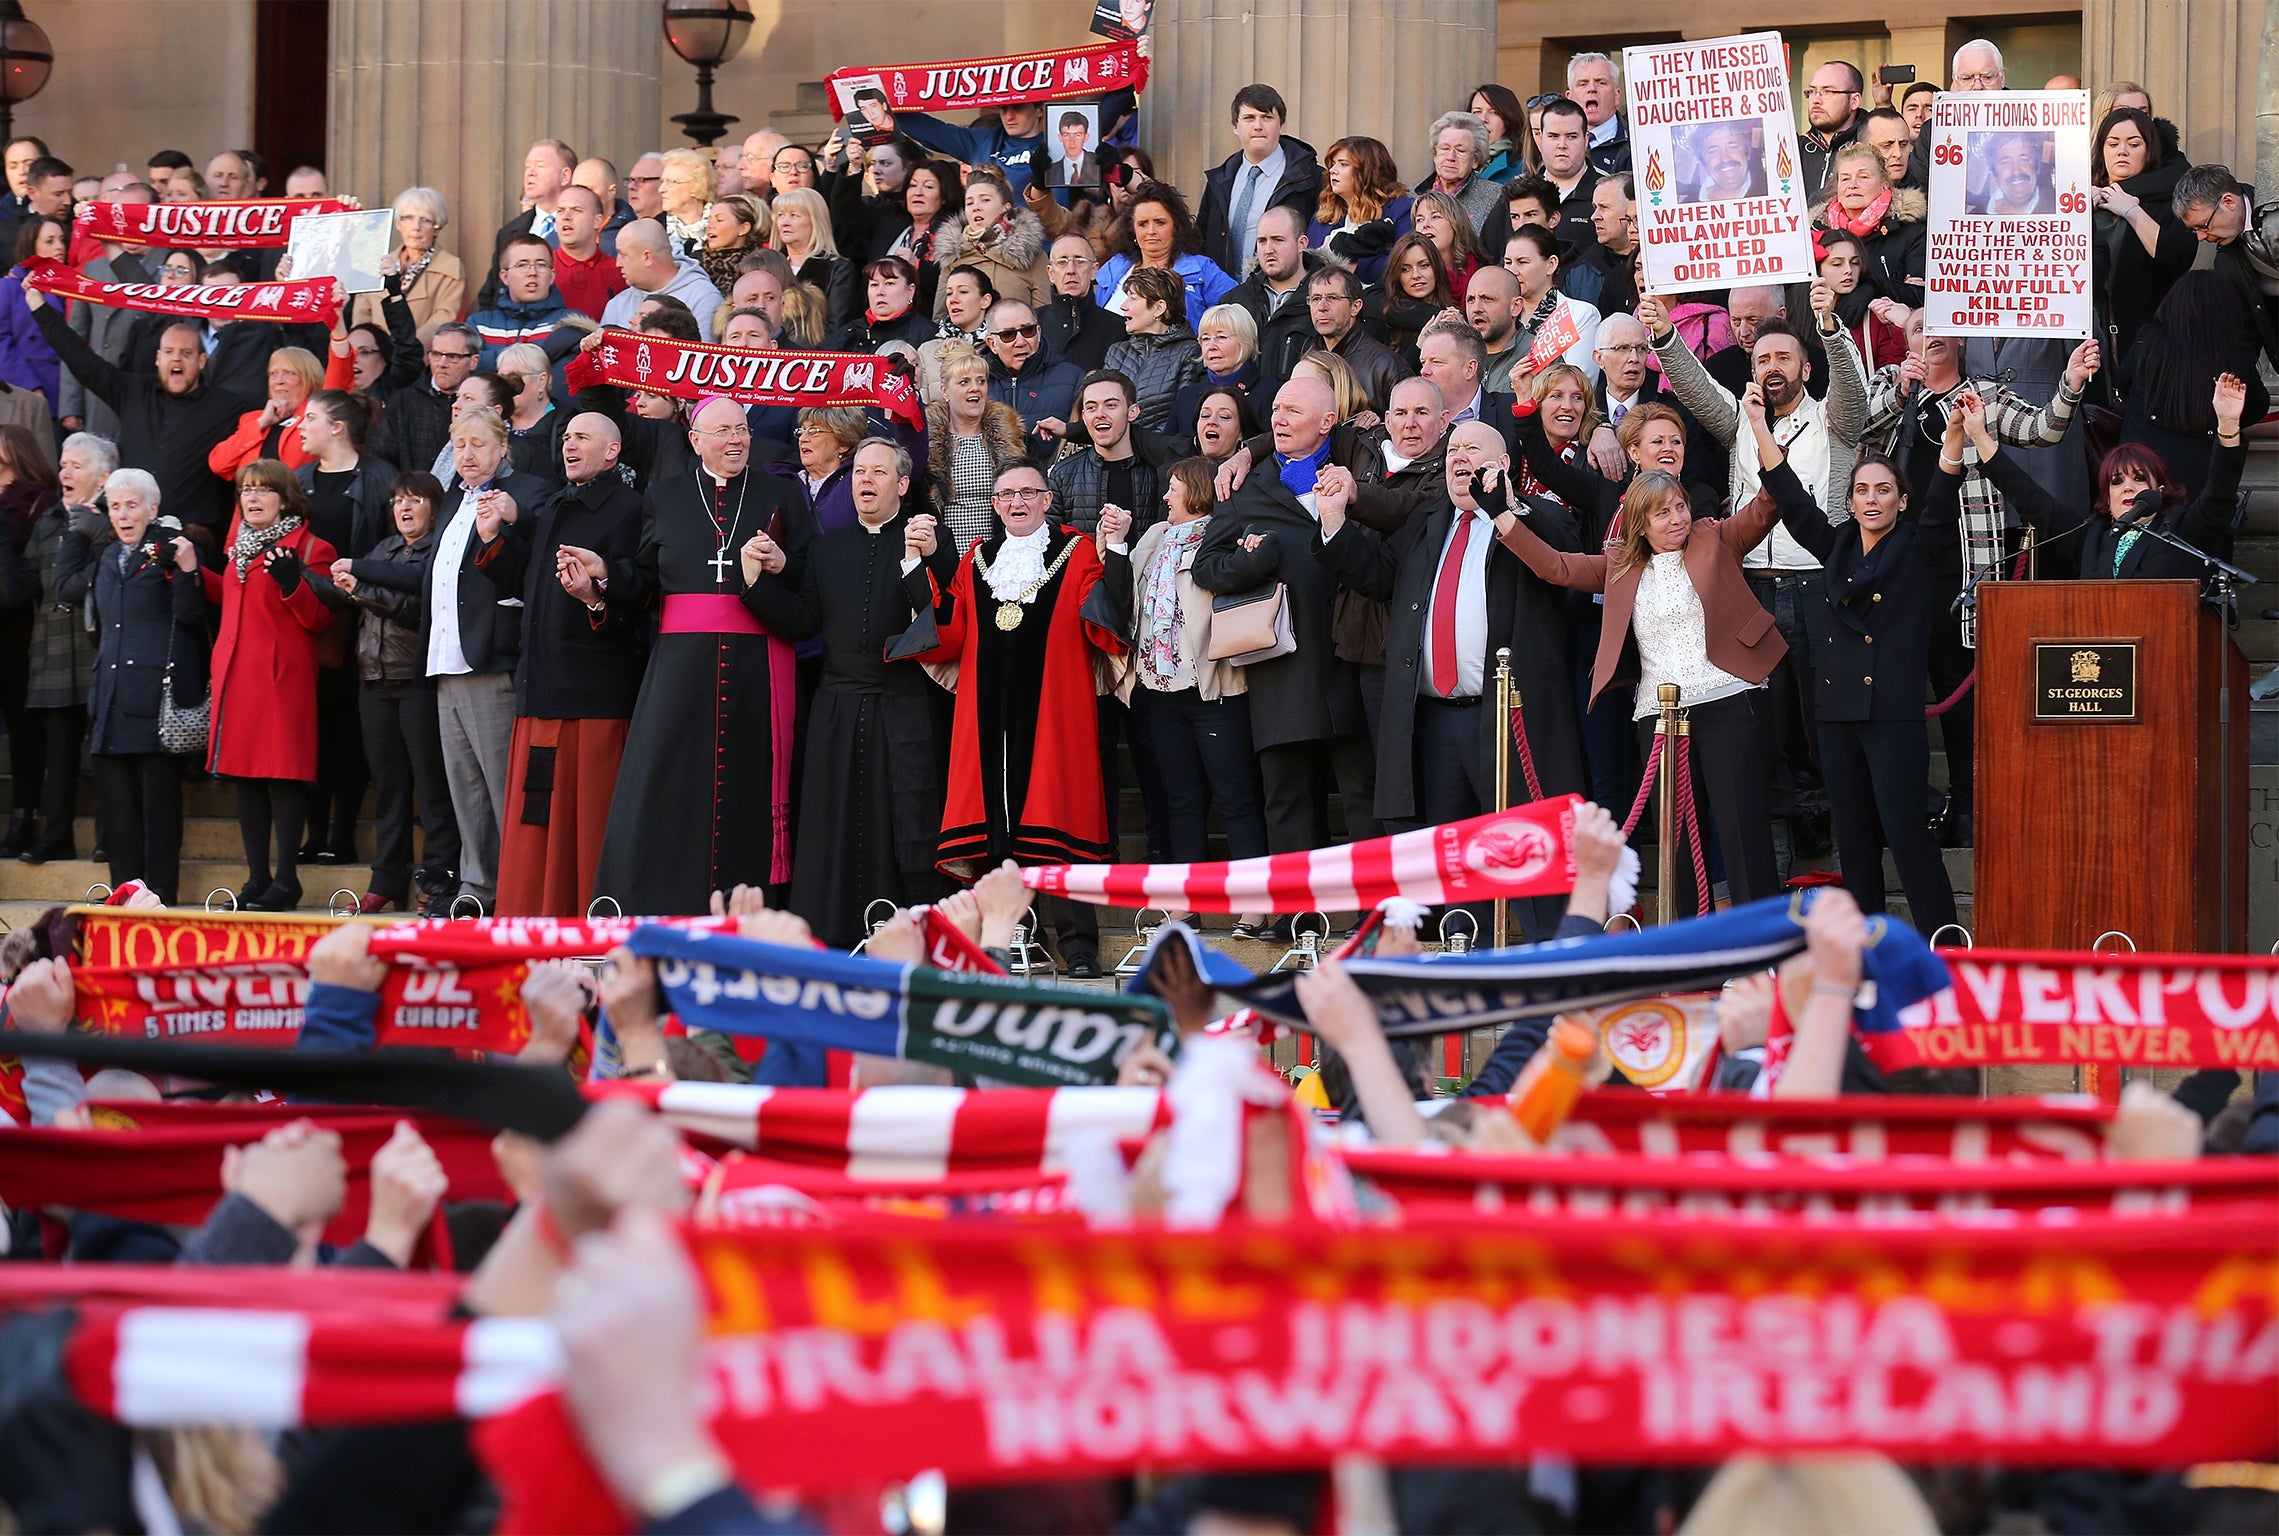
[203, 458, 341, 910]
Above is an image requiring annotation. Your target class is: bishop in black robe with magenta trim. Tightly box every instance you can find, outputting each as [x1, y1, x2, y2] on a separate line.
[591, 397, 810, 913]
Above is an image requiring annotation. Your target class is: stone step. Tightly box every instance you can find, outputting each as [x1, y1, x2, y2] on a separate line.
[0, 857, 378, 910]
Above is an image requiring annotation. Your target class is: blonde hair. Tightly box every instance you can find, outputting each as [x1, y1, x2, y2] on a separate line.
[779, 280, 829, 348]
[139, 1427, 281, 1536]
[451, 404, 510, 449]
[1196, 303, 1258, 367]
[494, 342, 550, 397]
[1531, 361, 1602, 442]
[1293, 348, 1366, 422]
[659, 147, 715, 206]
[267, 346, 324, 400]
[768, 187, 839, 258]
[1679, 1455, 1937, 1536]
[2091, 80, 2149, 131]
[713, 191, 771, 245]
[1607, 469, 1691, 577]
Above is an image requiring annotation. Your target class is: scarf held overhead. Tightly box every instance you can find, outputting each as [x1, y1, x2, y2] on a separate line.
[1028, 797, 1586, 914]
[71, 196, 355, 248]
[826, 39, 1146, 118]
[1881, 949, 2279, 1071]
[563, 330, 923, 428]
[21, 259, 343, 328]
[627, 926, 1175, 1088]
[67, 908, 732, 1054]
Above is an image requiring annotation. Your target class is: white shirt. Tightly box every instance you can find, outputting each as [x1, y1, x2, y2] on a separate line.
[1735, 401, 1827, 572]
[1630, 550, 1751, 719]
[426, 489, 480, 676]
[1589, 115, 1622, 149]
[1420, 506, 1493, 699]
[1228, 144, 1287, 275]
[1382, 442, 1419, 476]
[1604, 388, 1641, 424]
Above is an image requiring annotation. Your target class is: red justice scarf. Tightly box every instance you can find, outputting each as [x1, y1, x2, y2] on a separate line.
[1885, 948, 2279, 1072]
[22, 259, 343, 328]
[826, 40, 1146, 118]
[68, 908, 732, 1054]
[73, 196, 354, 248]
[564, 330, 923, 428]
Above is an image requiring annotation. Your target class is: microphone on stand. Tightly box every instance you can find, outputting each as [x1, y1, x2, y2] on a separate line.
[2116, 488, 2162, 527]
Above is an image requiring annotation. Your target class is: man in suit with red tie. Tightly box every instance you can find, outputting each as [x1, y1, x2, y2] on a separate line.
[1315, 418, 1587, 939]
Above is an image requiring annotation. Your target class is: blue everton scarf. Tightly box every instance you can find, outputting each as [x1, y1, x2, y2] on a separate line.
[1205, 893, 1950, 1039]
[626, 926, 1176, 1087]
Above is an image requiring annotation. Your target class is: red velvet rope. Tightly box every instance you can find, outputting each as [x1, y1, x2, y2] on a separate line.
[1506, 701, 1545, 803]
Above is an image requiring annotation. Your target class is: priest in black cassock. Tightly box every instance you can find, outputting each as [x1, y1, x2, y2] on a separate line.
[744, 437, 957, 947]
[583, 395, 810, 913]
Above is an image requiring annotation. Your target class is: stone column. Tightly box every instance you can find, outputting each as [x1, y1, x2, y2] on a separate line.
[329, 0, 661, 273]
[1147, 0, 1496, 207]
[2085, 0, 2260, 168]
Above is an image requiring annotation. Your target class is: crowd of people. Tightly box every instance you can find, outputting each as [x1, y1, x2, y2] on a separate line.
[0, 40, 2263, 980]
[0, 40, 2275, 1536]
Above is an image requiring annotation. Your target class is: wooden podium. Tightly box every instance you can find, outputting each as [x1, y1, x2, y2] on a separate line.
[1976, 580, 2247, 953]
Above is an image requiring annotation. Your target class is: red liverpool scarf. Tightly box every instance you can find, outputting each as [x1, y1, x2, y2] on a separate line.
[73, 196, 354, 248]
[1027, 796, 1584, 912]
[22, 259, 343, 327]
[826, 40, 1146, 118]
[564, 331, 923, 428]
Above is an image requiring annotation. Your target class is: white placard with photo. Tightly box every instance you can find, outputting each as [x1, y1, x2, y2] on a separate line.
[284, 208, 393, 294]
[1924, 90, 2092, 338]
[1622, 31, 1815, 295]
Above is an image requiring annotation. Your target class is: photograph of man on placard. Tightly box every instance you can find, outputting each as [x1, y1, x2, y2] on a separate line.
[1677, 118, 1767, 205]
[834, 75, 894, 146]
[1090, 0, 1152, 40]
[1042, 105, 1102, 190]
[1966, 130, 2057, 215]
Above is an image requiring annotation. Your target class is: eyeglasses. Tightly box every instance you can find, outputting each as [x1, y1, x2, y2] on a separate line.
[1952, 71, 2002, 87]
[694, 424, 752, 439]
[1804, 86, 1859, 98]
[990, 486, 1049, 504]
[351, 345, 382, 359]
[627, 174, 662, 186]
[1599, 342, 1651, 355]
[2179, 205, 2219, 234]
[792, 424, 837, 439]
[503, 260, 552, 274]
[389, 496, 431, 509]
[993, 323, 1040, 341]
[427, 348, 476, 361]
[1525, 94, 1558, 110]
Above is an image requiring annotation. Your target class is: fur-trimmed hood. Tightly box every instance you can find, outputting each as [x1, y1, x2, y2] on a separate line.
[929, 206, 1049, 276]
[924, 398, 1029, 489]
[1813, 185, 1927, 232]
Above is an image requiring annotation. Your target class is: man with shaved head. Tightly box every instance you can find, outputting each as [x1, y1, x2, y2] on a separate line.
[578, 395, 809, 921]
[1315, 415, 1586, 938]
[599, 217, 719, 335]
[1193, 375, 1379, 931]
[472, 412, 648, 914]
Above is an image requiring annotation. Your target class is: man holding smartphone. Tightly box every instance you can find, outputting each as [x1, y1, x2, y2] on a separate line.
[1799, 61, 1865, 205]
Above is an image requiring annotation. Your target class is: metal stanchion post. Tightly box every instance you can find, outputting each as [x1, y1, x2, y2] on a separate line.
[2023, 524, 2037, 581]
[1492, 648, 1512, 949]
[1655, 682, 1679, 926]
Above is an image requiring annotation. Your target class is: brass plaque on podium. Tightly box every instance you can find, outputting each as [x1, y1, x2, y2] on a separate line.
[2033, 642, 2138, 720]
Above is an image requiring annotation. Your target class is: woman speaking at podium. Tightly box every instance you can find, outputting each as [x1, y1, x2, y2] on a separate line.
[1951, 374, 2250, 582]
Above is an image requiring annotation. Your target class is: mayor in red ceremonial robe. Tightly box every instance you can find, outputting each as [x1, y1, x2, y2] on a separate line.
[586, 396, 810, 913]
[894, 456, 1124, 967]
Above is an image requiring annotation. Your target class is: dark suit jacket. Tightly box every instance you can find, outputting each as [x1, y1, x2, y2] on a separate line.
[1768, 458, 1955, 722]
[1190, 466, 1363, 749]
[1981, 436, 2246, 584]
[1496, 477, 1787, 708]
[1317, 494, 1586, 823]
[415, 468, 551, 677]
[1042, 154, 1099, 190]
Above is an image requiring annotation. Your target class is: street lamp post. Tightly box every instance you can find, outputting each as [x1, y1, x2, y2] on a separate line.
[662, 0, 754, 148]
[0, 0, 52, 145]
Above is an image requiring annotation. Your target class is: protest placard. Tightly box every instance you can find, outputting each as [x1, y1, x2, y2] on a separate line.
[1622, 32, 1814, 294]
[1924, 90, 2092, 338]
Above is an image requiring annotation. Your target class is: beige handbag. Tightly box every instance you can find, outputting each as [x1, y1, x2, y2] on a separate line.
[1206, 584, 1295, 666]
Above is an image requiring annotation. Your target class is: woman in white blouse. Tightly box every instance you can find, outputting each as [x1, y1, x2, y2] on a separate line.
[1485, 386, 1791, 911]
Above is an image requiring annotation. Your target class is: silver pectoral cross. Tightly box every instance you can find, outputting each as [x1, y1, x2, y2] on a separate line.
[711, 543, 736, 586]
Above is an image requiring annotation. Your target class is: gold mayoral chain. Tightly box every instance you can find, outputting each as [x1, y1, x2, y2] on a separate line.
[975, 535, 1081, 631]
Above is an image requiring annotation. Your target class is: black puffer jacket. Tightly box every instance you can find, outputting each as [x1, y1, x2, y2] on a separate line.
[1102, 326, 1206, 432]
[344, 527, 437, 685]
